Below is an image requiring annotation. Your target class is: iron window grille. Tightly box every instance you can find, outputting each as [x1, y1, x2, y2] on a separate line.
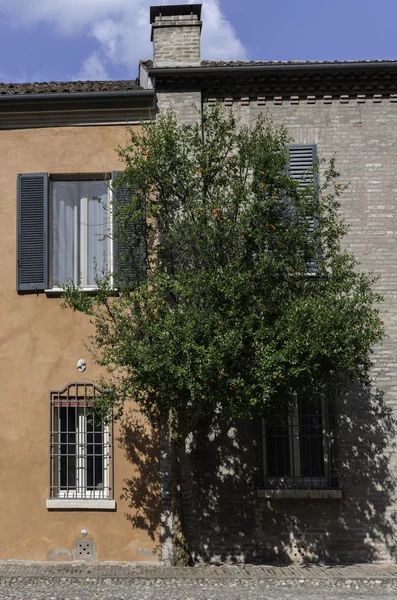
[49, 382, 113, 500]
[261, 397, 337, 489]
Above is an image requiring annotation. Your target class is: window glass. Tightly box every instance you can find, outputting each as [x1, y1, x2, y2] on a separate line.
[299, 398, 325, 478]
[263, 398, 332, 488]
[52, 180, 109, 287]
[265, 421, 290, 478]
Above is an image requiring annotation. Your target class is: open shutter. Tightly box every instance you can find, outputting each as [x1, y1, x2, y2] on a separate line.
[17, 173, 49, 291]
[112, 171, 146, 289]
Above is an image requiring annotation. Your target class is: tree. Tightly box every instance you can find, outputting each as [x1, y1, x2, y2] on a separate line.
[63, 106, 384, 566]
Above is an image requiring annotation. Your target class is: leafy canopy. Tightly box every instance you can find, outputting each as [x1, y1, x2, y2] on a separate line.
[63, 106, 383, 425]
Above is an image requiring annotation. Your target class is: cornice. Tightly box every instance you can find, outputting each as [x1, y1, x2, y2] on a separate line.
[153, 66, 397, 97]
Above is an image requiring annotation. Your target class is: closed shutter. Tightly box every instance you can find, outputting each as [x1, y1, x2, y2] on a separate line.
[17, 173, 49, 291]
[288, 145, 318, 272]
[288, 144, 317, 187]
[112, 171, 146, 289]
[288, 144, 318, 231]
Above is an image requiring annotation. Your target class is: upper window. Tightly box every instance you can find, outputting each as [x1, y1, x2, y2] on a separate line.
[49, 382, 113, 501]
[261, 398, 337, 490]
[287, 144, 319, 273]
[16, 171, 142, 292]
[51, 179, 110, 289]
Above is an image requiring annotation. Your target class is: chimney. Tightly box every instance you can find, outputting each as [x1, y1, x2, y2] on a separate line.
[150, 4, 202, 67]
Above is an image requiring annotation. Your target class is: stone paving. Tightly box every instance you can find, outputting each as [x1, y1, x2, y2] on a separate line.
[1, 561, 397, 599]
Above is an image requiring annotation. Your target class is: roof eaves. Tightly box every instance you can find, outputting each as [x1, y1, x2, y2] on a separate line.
[148, 60, 397, 77]
[0, 89, 154, 103]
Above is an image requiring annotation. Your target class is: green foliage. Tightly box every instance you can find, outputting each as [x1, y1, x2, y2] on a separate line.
[63, 105, 384, 427]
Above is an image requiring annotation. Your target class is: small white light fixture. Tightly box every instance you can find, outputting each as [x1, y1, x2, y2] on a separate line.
[81, 529, 88, 537]
[77, 359, 87, 372]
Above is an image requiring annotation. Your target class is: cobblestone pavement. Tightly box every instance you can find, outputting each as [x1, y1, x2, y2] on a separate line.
[1, 562, 397, 599]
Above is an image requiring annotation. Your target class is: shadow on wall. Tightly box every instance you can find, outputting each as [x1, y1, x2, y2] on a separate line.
[117, 410, 161, 550]
[184, 385, 397, 564]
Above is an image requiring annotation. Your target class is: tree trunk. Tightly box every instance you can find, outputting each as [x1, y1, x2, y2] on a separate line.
[168, 408, 191, 566]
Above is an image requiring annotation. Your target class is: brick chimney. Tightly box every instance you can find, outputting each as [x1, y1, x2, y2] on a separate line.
[150, 4, 202, 67]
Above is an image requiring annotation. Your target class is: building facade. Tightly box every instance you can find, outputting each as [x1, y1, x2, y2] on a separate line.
[140, 4, 397, 564]
[2, 2, 397, 564]
[0, 82, 161, 561]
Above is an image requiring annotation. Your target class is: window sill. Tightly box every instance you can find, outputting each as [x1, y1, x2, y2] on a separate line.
[257, 488, 342, 500]
[45, 287, 118, 297]
[45, 287, 98, 295]
[46, 499, 116, 510]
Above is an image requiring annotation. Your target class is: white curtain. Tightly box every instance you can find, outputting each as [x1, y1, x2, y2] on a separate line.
[52, 180, 109, 287]
[84, 181, 109, 286]
[52, 181, 76, 286]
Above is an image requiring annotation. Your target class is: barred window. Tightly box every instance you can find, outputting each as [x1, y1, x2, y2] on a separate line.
[49, 382, 113, 500]
[261, 398, 337, 489]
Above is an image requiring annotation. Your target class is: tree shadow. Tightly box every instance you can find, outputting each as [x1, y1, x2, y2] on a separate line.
[117, 410, 161, 544]
[183, 384, 397, 564]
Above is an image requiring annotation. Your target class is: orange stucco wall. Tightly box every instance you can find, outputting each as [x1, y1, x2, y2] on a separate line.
[0, 125, 160, 561]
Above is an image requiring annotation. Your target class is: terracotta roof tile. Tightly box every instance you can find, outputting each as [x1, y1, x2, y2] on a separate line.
[140, 58, 397, 69]
[201, 59, 397, 67]
[0, 79, 141, 96]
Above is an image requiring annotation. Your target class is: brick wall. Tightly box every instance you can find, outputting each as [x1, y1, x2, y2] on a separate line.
[155, 89, 202, 124]
[163, 94, 397, 564]
[152, 14, 201, 67]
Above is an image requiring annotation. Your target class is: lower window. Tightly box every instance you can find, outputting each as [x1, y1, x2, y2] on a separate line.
[49, 382, 113, 500]
[261, 398, 337, 489]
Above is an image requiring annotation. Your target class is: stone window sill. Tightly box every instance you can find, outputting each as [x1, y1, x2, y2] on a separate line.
[45, 287, 99, 296]
[257, 488, 342, 500]
[46, 499, 116, 510]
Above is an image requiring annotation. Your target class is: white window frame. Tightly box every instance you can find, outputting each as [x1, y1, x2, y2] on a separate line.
[54, 406, 111, 500]
[48, 382, 114, 506]
[47, 175, 113, 292]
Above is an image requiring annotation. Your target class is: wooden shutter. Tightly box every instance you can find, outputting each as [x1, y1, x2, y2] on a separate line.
[288, 144, 318, 231]
[288, 144, 317, 188]
[288, 145, 318, 272]
[112, 171, 145, 289]
[17, 173, 49, 292]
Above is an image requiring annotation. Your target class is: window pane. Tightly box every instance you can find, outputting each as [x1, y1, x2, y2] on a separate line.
[59, 406, 76, 489]
[86, 415, 104, 494]
[83, 181, 109, 286]
[52, 181, 78, 286]
[299, 398, 325, 477]
[265, 421, 291, 477]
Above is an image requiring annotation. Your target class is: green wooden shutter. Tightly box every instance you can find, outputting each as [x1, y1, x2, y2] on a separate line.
[17, 173, 49, 292]
[112, 171, 146, 289]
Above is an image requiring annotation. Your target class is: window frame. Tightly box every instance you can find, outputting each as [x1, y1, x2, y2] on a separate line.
[48, 174, 113, 292]
[17, 170, 143, 294]
[261, 397, 337, 490]
[48, 382, 114, 508]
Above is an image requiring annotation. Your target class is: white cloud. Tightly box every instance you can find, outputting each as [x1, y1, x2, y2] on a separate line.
[75, 52, 109, 81]
[0, 0, 247, 80]
[200, 1, 246, 60]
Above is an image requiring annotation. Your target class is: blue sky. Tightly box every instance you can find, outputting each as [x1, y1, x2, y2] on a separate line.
[0, 0, 395, 83]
